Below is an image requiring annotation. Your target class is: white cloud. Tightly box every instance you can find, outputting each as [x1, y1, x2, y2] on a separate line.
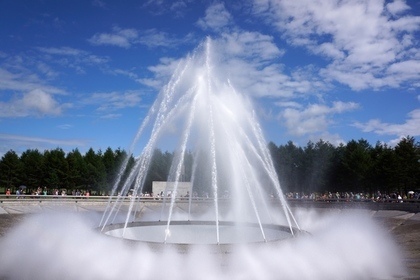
[196, 3, 233, 31]
[0, 53, 76, 119]
[387, 60, 420, 80]
[0, 63, 71, 118]
[139, 57, 185, 89]
[0, 67, 65, 94]
[88, 27, 138, 48]
[314, 42, 345, 60]
[386, 0, 411, 16]
[22, 89, 62, 115]
[279, 101, 360, 137]
[252, 0, 420, 91]
[353, 108, 420, 137]
[223, 60, 296, 98]
[220, 31, 284, 61]
[0, 89, 67, 118]
[141, 32, 326, 99]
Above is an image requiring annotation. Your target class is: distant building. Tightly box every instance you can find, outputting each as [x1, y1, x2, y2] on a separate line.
[152, 181, 191, 197]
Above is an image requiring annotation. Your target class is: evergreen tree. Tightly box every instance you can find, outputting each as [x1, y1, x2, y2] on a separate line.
[394, 136, 420, 194]
[303, 140, 335, 193]
[0, 150, 23, 191]
[66, 148, 87, 190]
[369, 142, 398, 194]
[83, 148, 106, 194]
[20, 149, 45, 190]
[277, 141, 304, 193]
[1, 136, 419, 195]
[43, 148, 69, 190]
[103, 147, 117, 190]
[340, 139, 373, 193]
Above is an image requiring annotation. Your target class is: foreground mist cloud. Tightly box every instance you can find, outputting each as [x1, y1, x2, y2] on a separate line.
[0, 209, 406, 280]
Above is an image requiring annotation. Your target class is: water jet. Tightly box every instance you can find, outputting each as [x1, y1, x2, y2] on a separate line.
[99, 37, 301, 246]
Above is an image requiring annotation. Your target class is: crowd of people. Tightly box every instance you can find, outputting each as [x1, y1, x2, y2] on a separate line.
[3, 186, 420, 203]
[3, 187, 90, 198]
[285, 190, 420, 202]
[128, 189, 420, 203]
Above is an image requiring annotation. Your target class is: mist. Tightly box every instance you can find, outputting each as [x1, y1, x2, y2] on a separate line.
[0, 208, 406, 280]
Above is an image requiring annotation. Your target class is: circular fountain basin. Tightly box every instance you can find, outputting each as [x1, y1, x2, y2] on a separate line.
[102, 221, 300, 245]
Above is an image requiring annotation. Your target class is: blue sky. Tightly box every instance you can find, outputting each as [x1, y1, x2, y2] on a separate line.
[1, 0, 420, 157]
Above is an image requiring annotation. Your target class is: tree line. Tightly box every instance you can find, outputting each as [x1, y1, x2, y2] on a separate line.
[269, 136, 420, 196]
[0, 136, 419, 196]
[0, 147, 134, 195]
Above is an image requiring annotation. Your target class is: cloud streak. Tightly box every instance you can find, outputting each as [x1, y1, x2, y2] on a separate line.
[353, 108, 420, 136]
[81, 90, 143, 112]
[0, 133, 89, 157]
[88, 27, 139, 48]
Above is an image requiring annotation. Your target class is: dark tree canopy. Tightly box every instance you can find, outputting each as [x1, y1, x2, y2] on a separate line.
[268, 136, 419, 195]
[0, 136, 419, 196]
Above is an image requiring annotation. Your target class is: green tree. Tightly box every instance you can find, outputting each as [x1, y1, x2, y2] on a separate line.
[144, 149, 173, 194]
[66, 148, 87, 190]
[303, 140, 335, 193]
[277, 141, 304, 193]
[103, 147, 117, 191]
[113, 149, 133, 192]
[120, 152, 136, 194]
[340, 139, 373, 193]
[43, 148, 69, 189]
[328, 143, 347, 193]
[20, 149, 45, 190]
[83, 148, 106, 193]
[0, 150, 23, 191]
[369, 142, 399, 194]
[268, 142, 281, 178]
[394, 136, 420, 194]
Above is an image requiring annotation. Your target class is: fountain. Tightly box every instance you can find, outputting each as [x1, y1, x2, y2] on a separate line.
[0, 37, 407, 280]
[99, 37, 303, 246]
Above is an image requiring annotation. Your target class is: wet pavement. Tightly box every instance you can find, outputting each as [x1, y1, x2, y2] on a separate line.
[374, 211, 420, 278]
